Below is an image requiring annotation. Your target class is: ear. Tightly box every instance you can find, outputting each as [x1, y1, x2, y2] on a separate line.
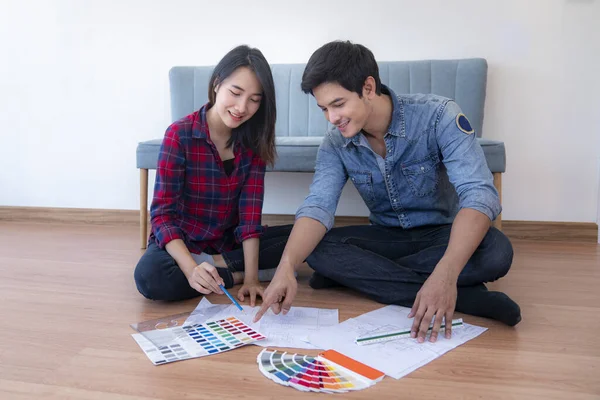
[362, 76, 377, 100]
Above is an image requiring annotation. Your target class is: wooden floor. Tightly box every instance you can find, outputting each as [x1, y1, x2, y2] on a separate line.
[0, 221, 599, 400]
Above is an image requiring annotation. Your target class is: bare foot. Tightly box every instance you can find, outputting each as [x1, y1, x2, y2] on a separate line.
[212, 254, 227, 268]
[213, 254, 244, 284]
[232, 271, 244, 285]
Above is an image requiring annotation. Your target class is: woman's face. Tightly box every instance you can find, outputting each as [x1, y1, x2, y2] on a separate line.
[213, 67, 263, 129]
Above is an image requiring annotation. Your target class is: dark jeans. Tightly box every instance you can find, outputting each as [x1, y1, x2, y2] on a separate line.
[306, 224, 513, 307]
[134, 224, 294, 301]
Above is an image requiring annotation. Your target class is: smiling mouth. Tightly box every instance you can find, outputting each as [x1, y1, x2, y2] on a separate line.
[337, 121, 349, 130]
[229, 111, 244, 121]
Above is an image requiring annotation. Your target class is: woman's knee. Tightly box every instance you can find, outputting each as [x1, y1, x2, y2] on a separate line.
[134, 257, 163, 300]
[133, 245, 177, 300]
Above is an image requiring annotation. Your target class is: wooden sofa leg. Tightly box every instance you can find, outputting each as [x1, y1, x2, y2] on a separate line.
[140, 168, 149, 249]
[492, 172, 502, 231]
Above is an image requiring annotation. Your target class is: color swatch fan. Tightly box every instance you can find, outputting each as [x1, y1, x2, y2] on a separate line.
[257, 348, 385, 393]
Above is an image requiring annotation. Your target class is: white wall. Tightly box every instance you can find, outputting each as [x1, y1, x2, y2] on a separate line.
[1, 0, 599, 222]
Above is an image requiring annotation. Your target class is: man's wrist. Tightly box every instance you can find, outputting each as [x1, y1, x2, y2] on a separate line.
[434, 258, 462, 282]
[278, 258, 296, 273]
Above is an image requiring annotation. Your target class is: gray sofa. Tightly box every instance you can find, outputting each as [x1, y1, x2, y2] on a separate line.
[136, 59, 505, 248]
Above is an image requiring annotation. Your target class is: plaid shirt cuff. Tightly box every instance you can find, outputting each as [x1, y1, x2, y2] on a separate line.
[234, 224, 265, 243]
[154, 224, 185, 248]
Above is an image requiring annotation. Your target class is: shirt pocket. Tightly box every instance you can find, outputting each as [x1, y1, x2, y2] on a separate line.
[348, 170, 376, 208]
[401, 155, 440, 197]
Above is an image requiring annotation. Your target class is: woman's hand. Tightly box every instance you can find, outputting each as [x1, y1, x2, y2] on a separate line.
[237, 279, 264, 306]
[187, 262, 225, 295]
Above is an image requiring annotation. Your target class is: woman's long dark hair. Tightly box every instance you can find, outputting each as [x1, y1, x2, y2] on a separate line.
[208, 45, 277, 166]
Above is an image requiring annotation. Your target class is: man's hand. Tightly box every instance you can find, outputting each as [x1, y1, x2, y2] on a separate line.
[187, 262, 225, 295]
[253, 264, 297, 322]
[408, 271, 457, 343]
[237, 280, 264, 307]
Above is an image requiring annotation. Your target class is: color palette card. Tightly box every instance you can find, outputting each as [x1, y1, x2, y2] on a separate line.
[132, 316, 266, 365]
[257, 348, 385, 393]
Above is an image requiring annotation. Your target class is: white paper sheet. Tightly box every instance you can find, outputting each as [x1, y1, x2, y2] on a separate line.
[185, 297, 226, 324]
[186, 298, 339, 350]
[308, 305, 487, 379]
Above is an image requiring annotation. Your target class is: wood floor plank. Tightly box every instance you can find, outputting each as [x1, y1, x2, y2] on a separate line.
[0, 221, 599, 399]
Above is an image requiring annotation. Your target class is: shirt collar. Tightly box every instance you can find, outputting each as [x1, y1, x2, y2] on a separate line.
[192, 104, 242, 155]
[191, 104, 210, 139]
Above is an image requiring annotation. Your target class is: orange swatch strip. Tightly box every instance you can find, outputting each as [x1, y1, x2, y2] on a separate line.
[319, 349, 385, 381]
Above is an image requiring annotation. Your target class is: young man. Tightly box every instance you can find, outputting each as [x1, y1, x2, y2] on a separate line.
[255, 41, 521, 342]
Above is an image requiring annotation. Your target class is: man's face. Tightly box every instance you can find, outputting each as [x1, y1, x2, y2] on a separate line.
[313, 82, 370, 138]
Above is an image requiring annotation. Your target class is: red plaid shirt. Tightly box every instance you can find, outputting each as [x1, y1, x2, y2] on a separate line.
[149, 104, 266, 254]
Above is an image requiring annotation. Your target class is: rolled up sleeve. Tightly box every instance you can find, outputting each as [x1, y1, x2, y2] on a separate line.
[235, 153, 266, 243]
[436, 101, 501, 221]
[150, 126, 186, 248]
[295, 135, 348, 231]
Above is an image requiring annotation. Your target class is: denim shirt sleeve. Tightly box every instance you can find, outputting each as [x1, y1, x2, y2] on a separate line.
[295, 133, 348, 230]
[436, 101, 501, 221]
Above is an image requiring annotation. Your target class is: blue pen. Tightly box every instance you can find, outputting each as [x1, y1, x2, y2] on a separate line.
[219, 284, 245, 313]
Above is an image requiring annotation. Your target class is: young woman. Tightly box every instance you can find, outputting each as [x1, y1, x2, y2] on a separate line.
[134, 45, 292, 305]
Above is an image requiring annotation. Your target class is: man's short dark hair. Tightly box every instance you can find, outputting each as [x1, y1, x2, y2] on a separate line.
[301, 40, 381, 97]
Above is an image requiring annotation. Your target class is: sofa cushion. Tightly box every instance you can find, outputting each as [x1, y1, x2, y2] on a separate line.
[137, 137, 505, 173]
[136, 139, 162, 170]
[478, 139, 506, 173]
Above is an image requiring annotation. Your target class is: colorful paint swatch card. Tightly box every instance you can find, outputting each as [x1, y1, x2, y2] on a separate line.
[132, 316, 266, 365]
[257, 348, 385, 393]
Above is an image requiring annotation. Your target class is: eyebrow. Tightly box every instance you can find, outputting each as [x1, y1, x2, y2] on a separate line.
[317, 97, 345, 108]
[231, 84, 262, 96]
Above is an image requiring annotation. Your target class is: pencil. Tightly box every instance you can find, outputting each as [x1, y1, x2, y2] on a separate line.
[219, 284, 245, 314]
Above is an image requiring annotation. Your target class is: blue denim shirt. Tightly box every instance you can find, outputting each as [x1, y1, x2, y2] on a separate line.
[296, 85, 501, 230]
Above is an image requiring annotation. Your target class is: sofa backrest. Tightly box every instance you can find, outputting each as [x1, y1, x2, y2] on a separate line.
[169, 58, 488, 138]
